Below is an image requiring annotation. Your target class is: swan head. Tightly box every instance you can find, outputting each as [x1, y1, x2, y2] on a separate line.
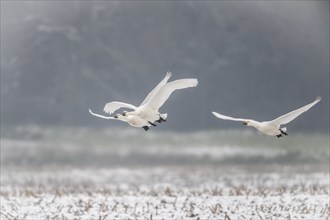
[122, 111, 128, 116]
[243, 121, 249, 126]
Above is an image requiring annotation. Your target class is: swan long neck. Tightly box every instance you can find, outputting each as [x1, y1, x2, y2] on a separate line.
[247, 120, 261, 128]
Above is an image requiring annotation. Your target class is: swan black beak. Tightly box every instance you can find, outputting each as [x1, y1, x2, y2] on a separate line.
[114, 115, 118, 119]
[122, 112, 126, 116]
[243, 121, 248, 125]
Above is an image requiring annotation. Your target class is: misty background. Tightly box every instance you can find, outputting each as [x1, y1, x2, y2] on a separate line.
[1, 1, 329, 132]
[1, 5, 329, 219]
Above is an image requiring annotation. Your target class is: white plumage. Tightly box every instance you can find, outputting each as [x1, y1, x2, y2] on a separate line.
[103, 71, 172, 115]
[212, 97, 321, 137]
[89, 109, 152, 131]
[89, 71, 198, 130]
[104, 72, 198, 123]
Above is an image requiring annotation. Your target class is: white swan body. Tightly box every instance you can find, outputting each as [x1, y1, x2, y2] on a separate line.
[125, 78, 198, 122]
[103, 71, 172, 115]
[89, 109, 151, 131]
[212, 97, 321, 137]
[104, 72, 198, 123]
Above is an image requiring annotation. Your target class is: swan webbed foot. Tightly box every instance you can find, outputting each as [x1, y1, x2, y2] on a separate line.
[276, 134, 282, 138]
[143, 126, 149, 131]
[155, 117, 167, 123]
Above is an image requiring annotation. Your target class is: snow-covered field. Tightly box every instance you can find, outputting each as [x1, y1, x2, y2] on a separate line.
[1, 127, 329, 219]
[1, 167, 329, 220]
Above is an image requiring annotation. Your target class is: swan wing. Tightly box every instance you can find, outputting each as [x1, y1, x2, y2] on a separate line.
[103, 101, 137, 115]
[146, 78, 198, 110]
[140, 71, 172, 106]
[89, 109, 126, 122]
[212, 111, 251, 122]
[270, 96, 321, 125]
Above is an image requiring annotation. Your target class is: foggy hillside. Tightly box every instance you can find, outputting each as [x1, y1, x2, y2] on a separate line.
[1, 1, 329, 131]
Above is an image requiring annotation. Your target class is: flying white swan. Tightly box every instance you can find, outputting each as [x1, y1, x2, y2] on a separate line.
[89, 109, 152, 131]
[104, 72, 198, 123]
[103, 71, 172, 122]
[212, 96, 321, 138]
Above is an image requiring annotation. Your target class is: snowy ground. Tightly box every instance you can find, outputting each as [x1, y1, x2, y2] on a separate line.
[1, 167, 329, 220]
[1, 127, 329, 219]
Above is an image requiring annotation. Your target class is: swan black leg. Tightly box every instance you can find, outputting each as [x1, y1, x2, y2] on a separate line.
[143, 126, 149, 131]
[148, 121, 157, 127]
[280, 129, 288, 136]
[276, 134, 282, 138]
[155, 117, 167, 123]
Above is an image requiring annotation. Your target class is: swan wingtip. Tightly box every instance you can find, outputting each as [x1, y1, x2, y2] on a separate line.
[193, 78, 199, 86]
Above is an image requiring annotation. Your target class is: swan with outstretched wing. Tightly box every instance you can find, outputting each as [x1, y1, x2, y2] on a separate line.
[212, 97, 321, 137]
[103, 71, 172, 115]
[103, 71, 198, 124]
[124, 78, 198, 123]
